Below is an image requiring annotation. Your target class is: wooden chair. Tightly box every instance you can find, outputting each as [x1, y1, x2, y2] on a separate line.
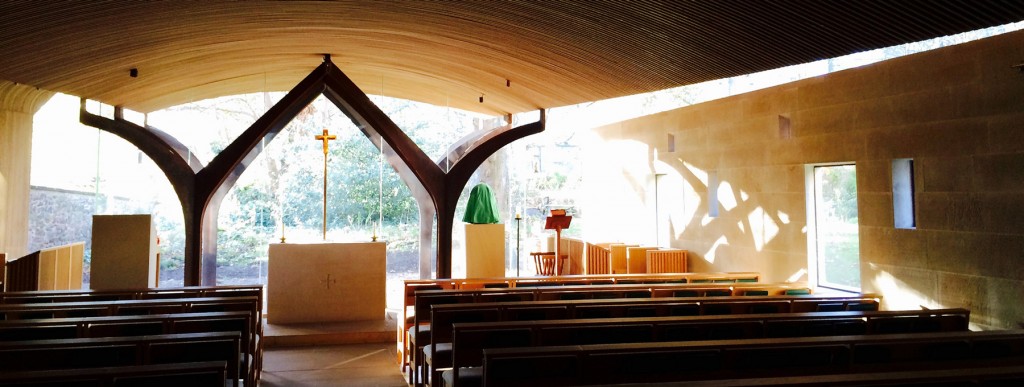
[530, 252, 566, 276]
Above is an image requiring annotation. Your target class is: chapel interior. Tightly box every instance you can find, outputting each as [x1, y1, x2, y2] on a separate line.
[2, 2, 1024, 386]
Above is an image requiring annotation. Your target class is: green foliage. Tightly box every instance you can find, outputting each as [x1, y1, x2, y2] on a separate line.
[818, 165, 858, 222]
[191, 94, 481, 270]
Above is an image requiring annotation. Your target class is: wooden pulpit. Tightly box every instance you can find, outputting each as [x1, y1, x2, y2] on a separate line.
[544, 210, 572, 275]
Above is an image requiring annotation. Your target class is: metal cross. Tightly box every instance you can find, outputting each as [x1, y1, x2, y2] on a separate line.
[319, 273, 338, 289]
[315, 128, 337, 240]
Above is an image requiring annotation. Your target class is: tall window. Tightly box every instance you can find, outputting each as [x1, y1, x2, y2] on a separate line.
[808, 164, 860, 291]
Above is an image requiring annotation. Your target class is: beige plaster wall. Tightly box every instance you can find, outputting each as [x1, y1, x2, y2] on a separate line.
[586, 30, 1024, 330]
[0, 82, 53, 259]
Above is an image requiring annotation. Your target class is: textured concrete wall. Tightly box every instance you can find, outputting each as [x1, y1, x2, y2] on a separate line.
[586, 30, 1024, 329]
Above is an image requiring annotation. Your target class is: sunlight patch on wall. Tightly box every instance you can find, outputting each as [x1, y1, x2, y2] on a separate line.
[868, 265, 938, 311]
[705, 235, 728, 263]
[719, 181, 738, 211]
[683, 161, 708, 186]
[764, 210, 780, 248]
[579, 138, 651, 243]
[787, 268, 808, 283]
[748, 207, 765, 251]
[777, 210, 791, 225]
[651, 164, 692, 240]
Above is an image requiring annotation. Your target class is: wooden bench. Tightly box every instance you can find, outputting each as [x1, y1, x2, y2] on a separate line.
[479, 328, 1024, 386]
[0, 297, 262, 385]
[419, 294, 878, 386]
[0, 332, 242, 387]
[0, 285, 263, 315]
[0, 311, 257, 384]
[440, 308, 958, 387]
[407, 281, 801, 384]
[0, 361, 228, 386]
[398, 273, 760, 372]
[431, 294, 878, 322]
[0, 360, 229, 386]
[617, 364, 1024, 386]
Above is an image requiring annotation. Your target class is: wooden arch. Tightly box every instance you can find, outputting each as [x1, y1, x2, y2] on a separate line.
[81, 56, 544, 284]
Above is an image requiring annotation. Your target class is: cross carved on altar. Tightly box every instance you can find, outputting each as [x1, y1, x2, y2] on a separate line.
[315, 129, 337, 240]
[320, 273, 338, 289]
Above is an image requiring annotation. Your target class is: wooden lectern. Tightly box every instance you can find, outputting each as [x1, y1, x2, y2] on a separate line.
[544, 210, 573, 275]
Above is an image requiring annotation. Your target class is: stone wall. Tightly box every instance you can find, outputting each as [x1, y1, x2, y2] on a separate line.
[586, 30, 1024, 329]
[27, 186, 130, 258]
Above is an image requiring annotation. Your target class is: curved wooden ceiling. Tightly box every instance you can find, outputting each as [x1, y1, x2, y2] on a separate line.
[1, 1, 1022, 115]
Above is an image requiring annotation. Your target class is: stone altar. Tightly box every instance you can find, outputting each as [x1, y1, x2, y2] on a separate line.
[267, 242, 386, 324]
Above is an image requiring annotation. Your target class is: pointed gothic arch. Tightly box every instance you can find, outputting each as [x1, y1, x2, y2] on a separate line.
[81, 56, 544, 284]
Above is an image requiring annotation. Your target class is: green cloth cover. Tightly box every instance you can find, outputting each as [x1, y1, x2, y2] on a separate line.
[463, 183, 500, 224]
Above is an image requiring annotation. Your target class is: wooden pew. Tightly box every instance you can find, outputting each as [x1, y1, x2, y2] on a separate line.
[399, 272, 761, 372]
[441, 308, 951, 387]
[0, 361, 229, 387]
[479, 328, 1024, 387]
[421, 294, 877, 386]
[0, 332, 242, 387]
[407, 282, 812, 384]
[621, 365, 1024, 386]
[0, 311, 257, 385]
[432, 294, 878, 321]
[398, 272, 761, 371]
[0, 297, 262, 385]
[0, 285, 263, 307]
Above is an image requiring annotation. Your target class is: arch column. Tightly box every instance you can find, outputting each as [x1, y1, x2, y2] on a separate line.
[0, 82, 53, 259]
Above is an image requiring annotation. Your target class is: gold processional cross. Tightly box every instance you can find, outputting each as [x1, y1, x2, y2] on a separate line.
[315, 128, 337, 240]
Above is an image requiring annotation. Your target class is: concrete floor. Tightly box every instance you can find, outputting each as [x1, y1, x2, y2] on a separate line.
[261, 342, 407, 387]
[261, 313, 406, 387]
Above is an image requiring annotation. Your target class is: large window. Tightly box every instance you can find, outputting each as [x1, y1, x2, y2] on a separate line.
[808, 164, 860, 291]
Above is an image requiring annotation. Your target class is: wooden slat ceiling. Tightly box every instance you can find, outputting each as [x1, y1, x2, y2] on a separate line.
[2, 1, 1023, 116]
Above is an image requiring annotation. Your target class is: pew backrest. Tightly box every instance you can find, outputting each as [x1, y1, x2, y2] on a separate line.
[448, 308, 966, 386]
[615, 365, 1024, 387]
[0, 360, 228, 387]
[481, 328, 1021, 387]
[431, 294, 879, 323]
[0, 299, 260, 386]
[0, 332, 242, 386]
